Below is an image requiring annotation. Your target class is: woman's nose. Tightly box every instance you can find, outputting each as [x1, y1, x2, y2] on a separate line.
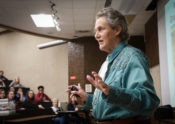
[95, 32, 100, 39]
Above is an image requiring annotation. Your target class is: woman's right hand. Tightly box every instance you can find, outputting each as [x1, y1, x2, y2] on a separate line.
[38, 104, 45, 109]
[66, 85, 87, 102]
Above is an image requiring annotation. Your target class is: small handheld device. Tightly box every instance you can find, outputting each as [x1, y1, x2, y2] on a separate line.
[70, 86, 80, 97]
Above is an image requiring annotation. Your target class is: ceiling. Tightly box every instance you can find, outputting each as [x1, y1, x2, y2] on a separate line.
[0, 0, 156, 40]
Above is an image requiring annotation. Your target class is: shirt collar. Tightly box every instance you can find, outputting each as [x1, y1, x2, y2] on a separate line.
[107, 41, 128, 63]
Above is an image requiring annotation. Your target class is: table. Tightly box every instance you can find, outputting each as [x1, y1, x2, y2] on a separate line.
[5, 114, 56, 123]
[159, 119, 175, 124]
[0, 110, 91, 124]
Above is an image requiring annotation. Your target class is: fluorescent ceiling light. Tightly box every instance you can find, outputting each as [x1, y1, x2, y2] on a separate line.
[37, 40, 67, 49]
[31, 14, 55, 27]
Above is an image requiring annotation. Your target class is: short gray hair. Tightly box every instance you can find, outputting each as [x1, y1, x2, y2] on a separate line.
[96, 7, 129, 41]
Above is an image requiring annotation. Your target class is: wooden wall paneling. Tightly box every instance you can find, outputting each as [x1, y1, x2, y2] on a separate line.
[128, 36, 145, 53]
[145, 12, 159, 67]
[84, 37, 107, 92]
[68, 37, 107, 94]
[68, 41, 85, 88]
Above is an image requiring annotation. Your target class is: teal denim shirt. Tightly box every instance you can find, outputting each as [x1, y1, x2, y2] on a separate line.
[84, 41, 160, 121]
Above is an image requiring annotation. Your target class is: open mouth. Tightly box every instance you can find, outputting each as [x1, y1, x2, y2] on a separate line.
[98, 40, 103, 44]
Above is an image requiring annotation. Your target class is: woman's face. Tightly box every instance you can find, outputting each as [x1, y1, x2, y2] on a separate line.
[71, 96, 77, 103]
[94, 17, 120, 53]
[10, 87, 15, 92]
[15, 77, 20, 84]
[8, 91, 15, 100]
[17, 88, 23, 94]
[0, 72, 3, 76]
[28, 91, 34, 99]
[52, 100, 58, 107]
[0, 90, 5, 99]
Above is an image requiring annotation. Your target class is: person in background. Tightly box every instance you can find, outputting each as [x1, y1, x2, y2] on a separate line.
[9, 77, 23, 87]
[51, 98, 63, 113]
[0, 79, 6, 88]
[15, 87, 26, 102]
[9, 86, 15, 92]
[7, 91, 16, 110]
[67, 95, 78, 111]
[35, 85, 51, 102]
[0, 70, 8, 83]
[15, 87, 26, 109]
[51, 98, 65, 124]
[67, 7, 160, 124]
[67, 96, 85, 124]
[0, 89, 6, 99]
[22, 90, 44, 110]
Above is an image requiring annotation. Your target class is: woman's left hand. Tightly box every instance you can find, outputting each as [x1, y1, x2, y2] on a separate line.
[86, 71, 110, 95]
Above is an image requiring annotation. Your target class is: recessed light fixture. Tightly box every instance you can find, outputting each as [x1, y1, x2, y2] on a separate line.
[31, 14, 55, 27]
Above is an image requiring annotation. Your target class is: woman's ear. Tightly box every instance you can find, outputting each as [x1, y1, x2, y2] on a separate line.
[115, 25, 122, 36]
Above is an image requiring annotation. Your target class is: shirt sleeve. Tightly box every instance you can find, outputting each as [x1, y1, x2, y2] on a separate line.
[44, 94, 51, 101]
[35, 93, 43, 102]
[9, 82, 15, 87]
[102, 53, 160, 116]
[83, 94, 93, 109]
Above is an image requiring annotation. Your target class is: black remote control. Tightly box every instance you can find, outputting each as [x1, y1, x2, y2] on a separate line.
[70, 86, 80, 97]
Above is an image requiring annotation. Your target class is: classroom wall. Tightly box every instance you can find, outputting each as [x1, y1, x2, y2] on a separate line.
[0, 32, 68, 102]
[150, 65, 162, 105]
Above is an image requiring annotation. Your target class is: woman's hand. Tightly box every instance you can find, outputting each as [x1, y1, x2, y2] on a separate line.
[66, 85, 88, 102]
[86, 71, 110, 95]
[38, 104, 45, 109]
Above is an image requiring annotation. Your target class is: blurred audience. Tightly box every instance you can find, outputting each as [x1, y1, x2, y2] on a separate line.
[15, 87, 26, 102]
[10, 77, 23, 87]
[0, 89, 6, 99]
[35, 85, 51, 102]
[15, 87, 26, 109]
[67, 96, 79, 111]
[0, 70, 9, 83]
[9, 86, 15, 92]
[7, 91, 16, 110]
[51, 98, 65, 124]
[67, 96, 84, 124]
[51, 98, 63, 114]
[0, 79, 6, 88]
[22, 90, 44, 110]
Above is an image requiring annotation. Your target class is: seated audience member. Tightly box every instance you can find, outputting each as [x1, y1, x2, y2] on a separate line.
[15, 87, 26, 102]
[7, 91, 16, 110]
[9, 86, 15, 92]
[0, 70, 9, 83]
[15, 87, 26, 109]
[0, 89, 6, 99]
[0, 79, 6, 88]
[35, 85, 51, 102]
[67, 96, 84, 124]
[51, 98, 65, 124]
[67, 96, 78, 111]
[9, 77, 23, 87]
[22, 90, 44, 110]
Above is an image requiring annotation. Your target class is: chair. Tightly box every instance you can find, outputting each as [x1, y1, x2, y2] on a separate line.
[154, 105, 174, 124]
